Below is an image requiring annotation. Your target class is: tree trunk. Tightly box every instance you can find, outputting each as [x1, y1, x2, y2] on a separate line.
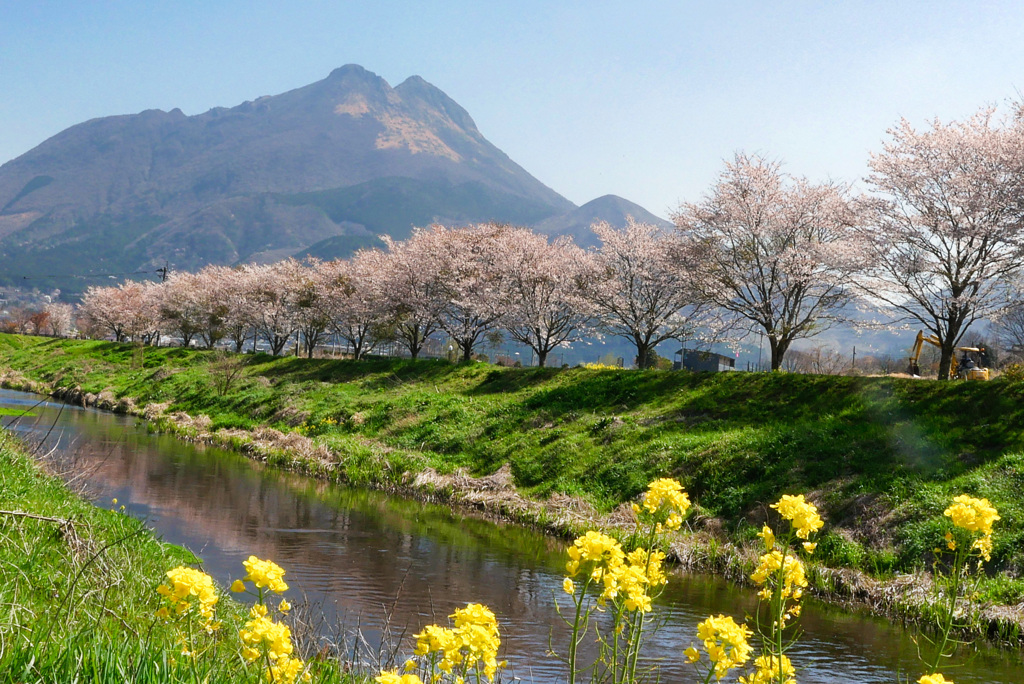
[270, 335, 288, 356]
[769, 336, 791, 371]
[537, 349, 548, 368]
[461, 341, 473, 363]
[938, 343, 955, 380]
[635, 339, 652, 369]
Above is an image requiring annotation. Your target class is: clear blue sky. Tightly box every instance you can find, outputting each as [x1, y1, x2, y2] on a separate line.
[3, 1, 1023, 218]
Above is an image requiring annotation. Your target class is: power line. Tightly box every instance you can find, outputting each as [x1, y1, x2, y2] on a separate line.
[4, 269, 163, 281]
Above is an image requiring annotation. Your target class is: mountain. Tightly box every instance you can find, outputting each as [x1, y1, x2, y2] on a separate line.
[0, 65, 576, 295]
[533, 194, 673, 248]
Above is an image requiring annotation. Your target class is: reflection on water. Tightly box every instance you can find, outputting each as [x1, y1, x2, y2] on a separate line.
[2, 389, 1018, 683]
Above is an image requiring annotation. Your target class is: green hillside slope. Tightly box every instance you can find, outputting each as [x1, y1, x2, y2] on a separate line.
[2, 335, 1022, 604]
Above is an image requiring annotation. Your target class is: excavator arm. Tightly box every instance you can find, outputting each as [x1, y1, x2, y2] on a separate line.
[908, 331, 988, 379]
[908, 331, 953, 376]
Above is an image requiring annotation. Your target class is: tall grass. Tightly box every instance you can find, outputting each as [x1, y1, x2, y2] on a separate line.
[0, 433, 366, 683]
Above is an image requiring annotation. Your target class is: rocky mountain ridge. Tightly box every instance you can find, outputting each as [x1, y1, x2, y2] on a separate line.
[0, 65, 664, 296]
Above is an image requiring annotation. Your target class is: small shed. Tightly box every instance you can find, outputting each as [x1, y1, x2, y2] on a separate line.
[674, 349, 736, 373]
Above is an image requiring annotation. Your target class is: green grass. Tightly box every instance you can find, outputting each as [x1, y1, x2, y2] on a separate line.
[0, 430, 365, 683]
[0, 406, 34, 416]
[3, 334, 1024, 598]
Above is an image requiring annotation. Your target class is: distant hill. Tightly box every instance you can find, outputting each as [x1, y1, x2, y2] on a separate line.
[0, 65, 578, 294]
[534, 194, 673, 248]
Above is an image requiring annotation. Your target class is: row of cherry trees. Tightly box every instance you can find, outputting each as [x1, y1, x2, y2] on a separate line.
[77, 104, 1024, 376]
[76, 218, 712, 368]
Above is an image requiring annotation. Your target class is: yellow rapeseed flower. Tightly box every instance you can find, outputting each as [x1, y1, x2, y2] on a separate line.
[413, 603, 502, 681]
[239, 607, 294, 663]
[739, 654, 796, 684]
[641, 478, 691, 530]
[691, 614, 753, 679]
[376, 673, 425, 684]
[243, 555, 289, 593]
[156, 566, 219, 624]
[918, 674, 953, 684]
[268, 654, 310, 684]
[751, 550, 807, 600]
[771, 494, 824, 540]
[565, 530, 625, 578]
[563, 578, 575, 595]
[944, 494, 998, 562]
[944, 495, 999, 536]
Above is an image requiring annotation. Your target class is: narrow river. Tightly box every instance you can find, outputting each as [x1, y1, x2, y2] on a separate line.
[2, 389, 1019, 683]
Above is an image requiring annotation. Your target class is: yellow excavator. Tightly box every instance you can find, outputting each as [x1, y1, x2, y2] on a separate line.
[908, 331, 990, 380]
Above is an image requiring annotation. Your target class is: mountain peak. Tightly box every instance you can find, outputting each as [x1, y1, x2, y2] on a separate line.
[328, 64, 374, 80]
[0, 65, 575, 292]
[534, 194, 671, 247]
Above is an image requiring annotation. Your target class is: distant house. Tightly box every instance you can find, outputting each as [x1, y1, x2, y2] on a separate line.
[674, 349, 736, 373]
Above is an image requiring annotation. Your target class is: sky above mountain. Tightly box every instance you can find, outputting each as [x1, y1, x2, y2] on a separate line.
[4, 2, 1024, 219]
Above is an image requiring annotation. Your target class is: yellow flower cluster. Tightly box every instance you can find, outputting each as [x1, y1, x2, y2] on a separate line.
[239, 602, 308, 683]
[771, 494, 824, 539]
[412, 603, 502, 681]
[240, 604, 294, 662]
[639, 478, 691, 531]
[582, 362, 622, 370]
[944, 494, 999, 562]
[684, 614, 753, 679]
[375, 674, 424, 684]
[268, 655, 309, 684]
[565, 532, 666, 613]
[610, 549, 667, 613]
[242, 555, 289, 594]
[751, 550, 807, 602]
[566, 530, 625, 579]
[155, 566, 219, 626]
[919, 674, 953, 684]
[739, 654, 796, 684]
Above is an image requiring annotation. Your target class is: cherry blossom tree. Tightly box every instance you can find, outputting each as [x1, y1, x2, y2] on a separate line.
[188, 265, 236, 349]
[496, 230, 593, 367]
[159, 271, 207, 347]
[321, 254, 390, 360]
[860, 107, 1024, 379]
[428, 223, 510, 362]
[246, 261, 301, 356]
[584, 218, 699, 369]
[44, 302, 74, 337]
[288, 259, 332, 358]
[219, 266, 258, 353]
[378, 232, 447, 360]
[673, 154, 863, 370]
[80, 281, 161, 344]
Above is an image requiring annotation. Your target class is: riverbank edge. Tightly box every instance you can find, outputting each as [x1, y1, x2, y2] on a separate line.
[3, 369, 1021, 650]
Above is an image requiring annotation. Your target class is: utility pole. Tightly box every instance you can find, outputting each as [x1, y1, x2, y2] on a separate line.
[156, 261, 170, 282]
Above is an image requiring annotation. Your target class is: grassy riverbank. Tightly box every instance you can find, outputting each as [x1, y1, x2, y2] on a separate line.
[2, 334, 1023, 616]
[0, 432, 367, 683]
